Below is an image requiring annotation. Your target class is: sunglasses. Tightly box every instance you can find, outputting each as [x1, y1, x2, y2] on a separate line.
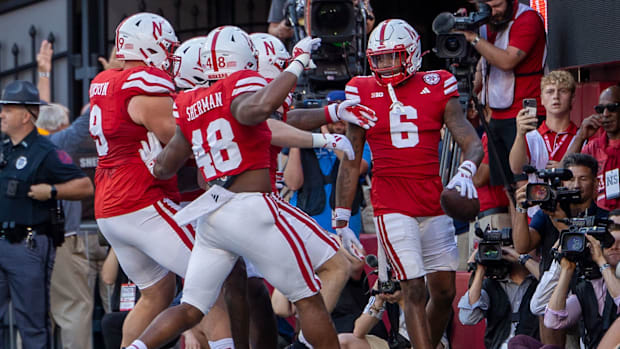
[594, 103, 620, 114]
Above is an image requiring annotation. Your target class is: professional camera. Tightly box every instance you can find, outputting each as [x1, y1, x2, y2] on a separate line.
[432, 1, 491, 59]
[556, 217, 615, 279]
[285, 0, 368, 99]
[473, 224, 513, 279]
[522, 166, 581, 212]
[365, 254, 402, 295]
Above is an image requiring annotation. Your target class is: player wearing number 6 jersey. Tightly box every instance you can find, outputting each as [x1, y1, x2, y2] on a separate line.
[88, 13, 195, 347]
[129, 26, 340, 349]
[335, 19, 483, 349]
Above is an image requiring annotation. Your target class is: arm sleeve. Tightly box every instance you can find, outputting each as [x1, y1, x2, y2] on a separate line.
[508, 11, 545, 55]
[544, 295, 582, 330]
[457, 289, 489, 325]
[530, 260, 562, 315]
[49, 109, 91, 153]
[41, 149, 87, 184]
[529, 210, 547, 233]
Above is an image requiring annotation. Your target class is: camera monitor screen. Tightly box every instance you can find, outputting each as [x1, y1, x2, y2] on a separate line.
[561, 233, 586, 253]
[527, 183, 551, 202]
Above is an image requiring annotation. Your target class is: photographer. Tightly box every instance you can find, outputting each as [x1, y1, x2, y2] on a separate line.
[563, 86, 620, 212]
[458, 246, 540, 349]
[512, 153, 608, 274]
[459, 0, 546, 186]
[268, 0, 294, 41]
[542, 210, 620, 348]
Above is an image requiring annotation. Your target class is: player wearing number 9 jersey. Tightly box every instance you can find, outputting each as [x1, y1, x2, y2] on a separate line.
[335, 19, 483, 349]
[130, 26, 341, 349]
[88, 12, 196, 347]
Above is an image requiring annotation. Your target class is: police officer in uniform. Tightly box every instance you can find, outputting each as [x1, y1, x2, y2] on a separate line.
[0, 80, 93, 348]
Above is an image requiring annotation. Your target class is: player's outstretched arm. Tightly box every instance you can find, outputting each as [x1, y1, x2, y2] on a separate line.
[128, 95, 177, 143]
[268, 119, 355, 160]
[444, 97, 483, 166]
[152, 126, 193, 180]
[287, 100, 377, 131]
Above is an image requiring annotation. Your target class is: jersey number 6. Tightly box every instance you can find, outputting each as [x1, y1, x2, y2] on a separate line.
[192, 118, 242, 179]
[389, 105, 419, 148]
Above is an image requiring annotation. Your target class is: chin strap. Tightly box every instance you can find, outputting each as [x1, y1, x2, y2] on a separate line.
[386, 83, 404, 110]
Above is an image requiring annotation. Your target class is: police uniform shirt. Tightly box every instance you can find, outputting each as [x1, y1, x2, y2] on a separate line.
[0, 129, 87, 226]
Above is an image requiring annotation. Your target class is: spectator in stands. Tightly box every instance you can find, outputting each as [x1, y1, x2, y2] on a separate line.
[563, 86, 620, 212]
[512, 209, 620, 349]
[284, 91, 372, 237]
[458, 246, 540, 349]
[459, 0, 547, 186]
[509, 70, 579, 219]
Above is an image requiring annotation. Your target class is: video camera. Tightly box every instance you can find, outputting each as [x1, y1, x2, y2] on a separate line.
[522, 166, 581, 212]
[365, 254, 401, 295]
[285, 0, 368, 100]
[432, 1, 491, 60]
[555, 216, 615, 279]
[473, 224, 513, 279]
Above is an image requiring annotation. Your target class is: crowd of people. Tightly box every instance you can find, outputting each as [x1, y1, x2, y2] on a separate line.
[1, 0, 620, 348]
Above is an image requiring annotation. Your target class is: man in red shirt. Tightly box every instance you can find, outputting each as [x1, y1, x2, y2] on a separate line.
[564, 86, 620, 211]
[460, 0, 547, 186]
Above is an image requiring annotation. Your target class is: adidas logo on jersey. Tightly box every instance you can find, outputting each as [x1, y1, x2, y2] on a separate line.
[420, 87, 431, 95]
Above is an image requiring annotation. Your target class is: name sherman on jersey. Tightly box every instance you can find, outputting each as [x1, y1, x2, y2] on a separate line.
[174, 70, 272, 183]
[184, 92, 224, 122]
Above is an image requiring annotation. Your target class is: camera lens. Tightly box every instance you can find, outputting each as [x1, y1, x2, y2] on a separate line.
[445, 37, 461, 52]
[314, 3, 351, 36]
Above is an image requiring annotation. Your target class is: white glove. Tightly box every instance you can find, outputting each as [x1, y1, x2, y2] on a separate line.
[138, 132, 162, 176]
[336, 226, 365, 259]
[311, 133, 355, 160]
[285, 37, 321, 77]
[446, 160, 478, 199]
[326, 99, 378, 129]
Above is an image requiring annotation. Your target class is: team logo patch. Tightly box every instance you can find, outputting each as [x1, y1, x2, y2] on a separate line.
[371, 92, 384, 98]
[15, 156, 27, 170]
[423, 72, 440, 85]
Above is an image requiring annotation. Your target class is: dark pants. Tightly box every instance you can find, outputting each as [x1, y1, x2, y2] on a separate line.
[488, 117, 517, 186]
[0, 234, 55, 349]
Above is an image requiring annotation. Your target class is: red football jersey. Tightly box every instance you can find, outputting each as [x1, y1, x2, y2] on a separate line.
[89, 66, 180, 218]
[345, 70, 459, 217]
[174, 70, 272, 183]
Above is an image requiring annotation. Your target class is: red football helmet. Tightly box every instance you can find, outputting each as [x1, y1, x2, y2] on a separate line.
[366, 19, 421, 86]
[115, 13, 180, 77]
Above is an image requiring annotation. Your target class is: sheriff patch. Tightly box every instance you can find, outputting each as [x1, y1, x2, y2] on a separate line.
[423, 73, 440, 85]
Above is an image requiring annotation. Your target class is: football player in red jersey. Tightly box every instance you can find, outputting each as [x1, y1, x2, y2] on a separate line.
[88, 13, 198, 347]
[335, 19, 483, 349]
[128, 26, 340, 349]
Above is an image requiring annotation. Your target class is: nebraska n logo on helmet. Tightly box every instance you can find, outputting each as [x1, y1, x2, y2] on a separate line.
[201, 26, 259, 81]
[366, 19, 422, 86]
[115, 12, 180, 77]
[250, 33, 291, 80]
[174, 36, 208, 89]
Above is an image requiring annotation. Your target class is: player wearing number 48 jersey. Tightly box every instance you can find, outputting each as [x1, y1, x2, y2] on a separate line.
[88, 12, 195, 347]
[335, 19, 483, 349]
[129, 26, 341, 349]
